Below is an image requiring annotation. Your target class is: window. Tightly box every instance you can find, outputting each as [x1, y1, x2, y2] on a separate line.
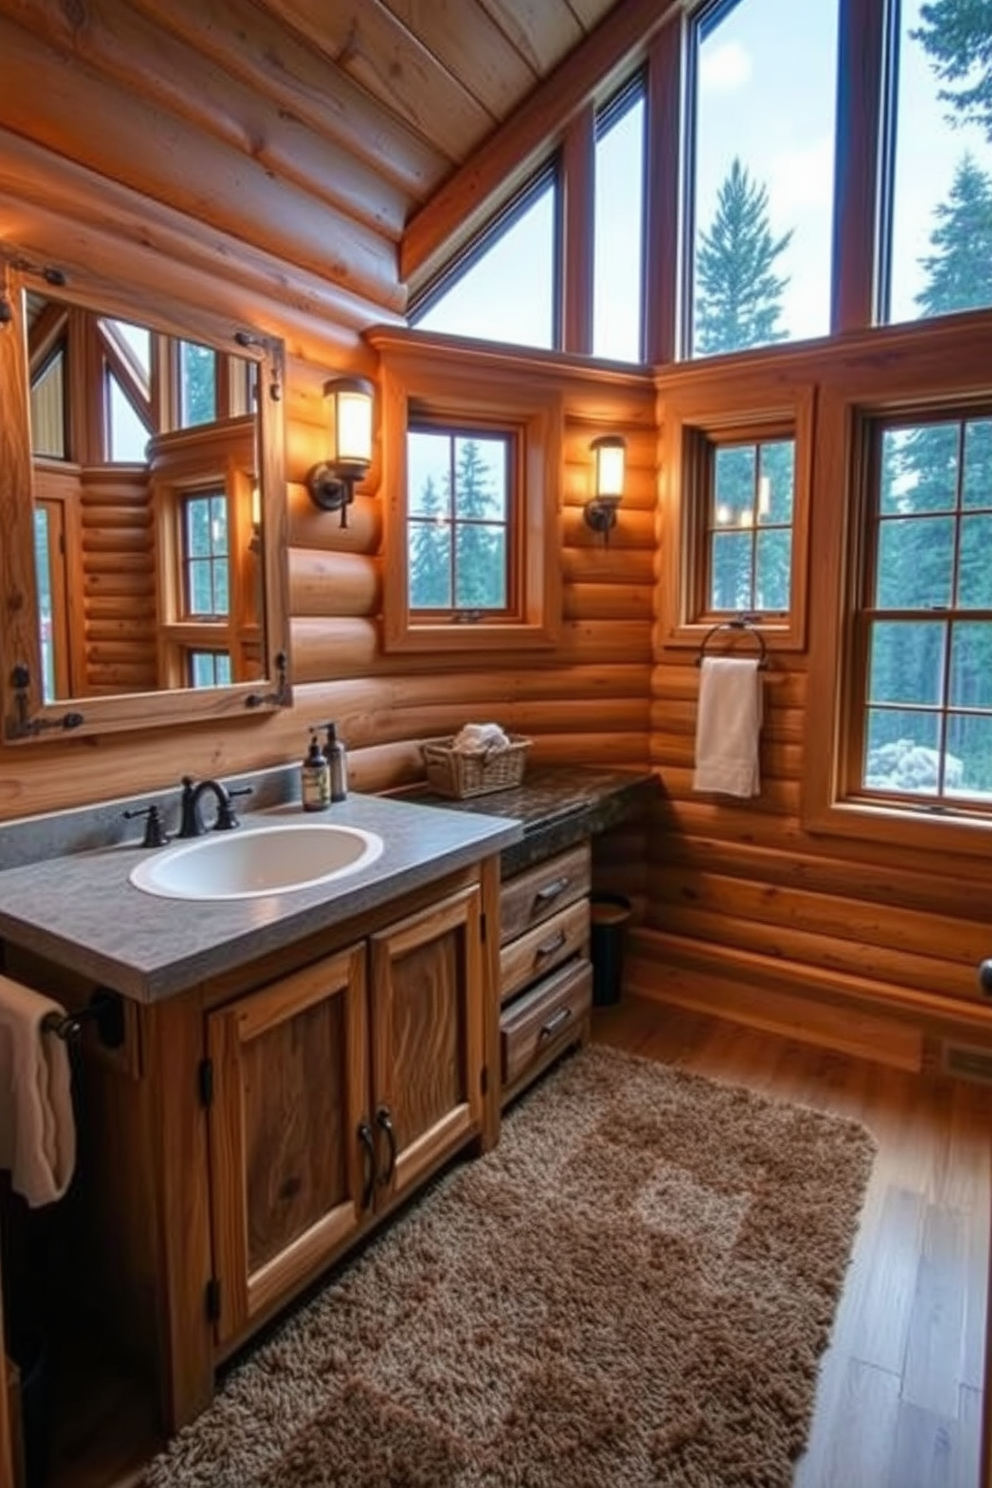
[182, 491, 229, 619]
[661, 379, 812, 656]
[407, 428, 513, 615]
[593, 81, 646, 362]
[410, 165, 559, 351]
[178, 339, 219, 427]
[885, 0, 992, 324]
[188, 651, 233, 688]
[703, 435, 794, 613]
[856, 411, 992, 808]
[372, 330, 561, 654]
[688, 0, 839, 357]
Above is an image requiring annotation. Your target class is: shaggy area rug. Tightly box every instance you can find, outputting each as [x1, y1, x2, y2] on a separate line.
[145, 1044, 876, 1488]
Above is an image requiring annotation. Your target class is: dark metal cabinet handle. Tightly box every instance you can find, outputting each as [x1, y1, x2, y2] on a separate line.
[534, 930, 567, 962]
[979, 960, 992, 995]
[375, 1106, 397, 1186]
[538, 1007, 572, 1042]
[357, 1120, 376, 1210]
[533, 875, 571, 907]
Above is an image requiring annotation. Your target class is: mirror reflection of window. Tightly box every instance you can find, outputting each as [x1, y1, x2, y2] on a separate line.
[179, 340, 218, 427]
[33, 507, 57, 702]
[189, 651, 232, 688]
[30, 346, 66, 459]
[182, 491, 230, 618]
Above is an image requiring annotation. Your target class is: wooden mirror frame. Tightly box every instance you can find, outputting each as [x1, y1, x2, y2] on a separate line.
[0, 261, 292, 743]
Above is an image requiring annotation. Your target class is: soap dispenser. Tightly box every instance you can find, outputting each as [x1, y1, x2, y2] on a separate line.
[301, 731, 330, 812]
[323, 722, 349, 802]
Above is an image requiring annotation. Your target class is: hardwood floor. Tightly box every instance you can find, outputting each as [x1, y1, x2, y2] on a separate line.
[592, 996, 992, 1488]
[33, 995, 992, 1488]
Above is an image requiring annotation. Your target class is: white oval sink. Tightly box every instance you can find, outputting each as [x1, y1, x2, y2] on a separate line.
[129, 822, 384, 901]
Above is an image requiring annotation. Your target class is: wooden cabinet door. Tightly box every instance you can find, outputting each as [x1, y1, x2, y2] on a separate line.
[206, 942, 368, 1344]
[369, 884, 484, 1204]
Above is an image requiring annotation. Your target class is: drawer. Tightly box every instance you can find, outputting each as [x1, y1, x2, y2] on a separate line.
[499, 843, 591, 946]
[499, 897, 589, 1004]
[500, 958, 593, 1089]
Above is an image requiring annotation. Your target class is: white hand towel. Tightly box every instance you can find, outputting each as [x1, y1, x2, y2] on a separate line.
[0, 976, 76, 1208]
[692, 657, 763, 798]
[452, 723, 510, 754]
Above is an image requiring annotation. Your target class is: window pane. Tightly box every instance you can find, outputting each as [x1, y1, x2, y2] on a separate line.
[408, 432, 453, 516]
[758, 440, 793, 523]
[887, 0, 992, 324]
[409, 524, 452, 608]
[713, 445, 756, 524]
[108, 373, 150, 462]
[34, 507, 56, 704]
[946, 714, 992, 798]
[453, 438, 506, 520]
[455, 525, 506, 609]
[875, 516, 954, 607]
[180, 340, 217, 427]
[868, 619, 945, 705]
[593, 88, 645, 362]
[692, 0, 838, 356]
[710, 529, 753, 610]
[881, 423, 959, 515]
[189, 652, 231, 688]
[949, 622, 992, 709]
[755, 528, 790, 609]
[30, 350, 65, 459]
[962, 419, 992, 509]
[864, 709, 942, 794]
[958, 515, 992, 607]
[413, 176, 557, 350]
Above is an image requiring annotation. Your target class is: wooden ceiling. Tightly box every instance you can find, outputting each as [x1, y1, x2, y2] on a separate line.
[0, 0, 672, 349]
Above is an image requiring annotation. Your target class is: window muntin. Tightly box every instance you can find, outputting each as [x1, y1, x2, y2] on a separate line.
[593, 81, 646, 362]
[689, 0, 839, 357]
[181, 491, 229, 620]
[858, 412, 992, 807]
[409, 167, 559, 350]
[886, 0, 992, 324]
[407, 428, 513, 615]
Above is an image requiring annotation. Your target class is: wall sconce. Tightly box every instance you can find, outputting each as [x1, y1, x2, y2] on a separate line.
[584, 435, 626, 541]
[306, 376, 374, 527]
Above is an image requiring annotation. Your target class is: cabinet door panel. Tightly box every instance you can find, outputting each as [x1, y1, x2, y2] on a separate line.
[370, 885, 484, 1200]
[207, 943, 367, 1343]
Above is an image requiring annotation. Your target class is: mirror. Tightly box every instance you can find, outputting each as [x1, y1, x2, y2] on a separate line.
[0, 260, 291, 741]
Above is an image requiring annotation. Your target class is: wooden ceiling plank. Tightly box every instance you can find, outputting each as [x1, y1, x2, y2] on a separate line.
[128, 0, 451, 200]
[256, 0, 497, 158]
[565, 0, 620, 29]
[0, 15, 404, 314]
[475, 0, 584, 75]
[401, 0, 679, 288]
[3, 0, 408, 242]
[376, 0, 540, 115]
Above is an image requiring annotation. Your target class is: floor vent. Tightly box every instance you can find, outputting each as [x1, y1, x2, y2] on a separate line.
[940, 1041, 992, 1084]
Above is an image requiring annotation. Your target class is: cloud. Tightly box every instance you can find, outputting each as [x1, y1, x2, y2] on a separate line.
[699, 41, 752, 94]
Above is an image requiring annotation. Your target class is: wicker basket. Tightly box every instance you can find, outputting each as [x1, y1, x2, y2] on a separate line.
[421, 735, 531, 799]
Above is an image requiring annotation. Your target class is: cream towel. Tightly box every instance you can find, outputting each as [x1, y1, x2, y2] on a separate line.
[693, 657, 763, 798]
[0, 976, 76, 1207]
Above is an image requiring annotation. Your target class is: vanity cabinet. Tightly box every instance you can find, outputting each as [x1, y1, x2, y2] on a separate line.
[498, 842, 593, 1103]
[206, 884, 485, 1347]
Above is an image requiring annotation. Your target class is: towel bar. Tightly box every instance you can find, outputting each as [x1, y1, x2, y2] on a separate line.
[42, 990, 125, 1048]
[695, 617, 768, 669]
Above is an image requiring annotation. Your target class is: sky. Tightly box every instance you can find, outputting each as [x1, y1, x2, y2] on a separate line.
[417, 0, 992, 354]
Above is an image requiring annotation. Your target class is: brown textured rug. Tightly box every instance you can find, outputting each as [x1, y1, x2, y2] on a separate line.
[145, 1044, 875, 1488]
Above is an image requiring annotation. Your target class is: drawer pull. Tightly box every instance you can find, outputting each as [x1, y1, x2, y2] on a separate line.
[538, 1007, 573, 1042]
[533, 875, 571, 907]
[357, 1120, 376, 1210]
[534, 930, 567, 961]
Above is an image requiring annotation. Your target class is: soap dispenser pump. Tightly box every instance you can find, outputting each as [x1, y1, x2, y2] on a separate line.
[301, 730, 330, 812]
[323, 722, 349, 802]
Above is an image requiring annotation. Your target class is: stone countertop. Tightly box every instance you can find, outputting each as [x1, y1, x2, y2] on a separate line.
[394, 764, 658, 876]
[0, 794, 521, 1004]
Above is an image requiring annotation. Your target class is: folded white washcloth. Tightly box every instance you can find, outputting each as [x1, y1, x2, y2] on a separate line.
[452, 723, 511, 754]
[0, 975, 76, 1207]
[692, 657, 763, 798]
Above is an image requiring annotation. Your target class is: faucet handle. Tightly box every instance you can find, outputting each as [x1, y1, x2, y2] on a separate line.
[217, 785, 252, 831]
[124, 803, 170, 849]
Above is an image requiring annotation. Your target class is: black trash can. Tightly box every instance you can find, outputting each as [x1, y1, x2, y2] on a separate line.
[590, 893, 633, 1006]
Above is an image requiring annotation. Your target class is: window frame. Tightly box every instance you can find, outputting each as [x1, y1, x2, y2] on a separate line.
[803, 313, 992, 856]
[659, 364, 814, 657]
[372, 330, 562, 655]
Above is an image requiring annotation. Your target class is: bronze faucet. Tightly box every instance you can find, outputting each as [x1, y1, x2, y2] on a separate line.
[177, 776, 250, 837]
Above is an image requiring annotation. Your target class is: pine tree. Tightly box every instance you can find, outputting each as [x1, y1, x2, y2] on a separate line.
[913, 0, 992, 141]
[693, 158, 793, 356]
[916, 153, 992, 316]
[453, 438, 505, 609]
[408, 475, 451, 609]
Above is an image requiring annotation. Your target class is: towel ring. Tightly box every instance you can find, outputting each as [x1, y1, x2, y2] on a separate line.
[695, 618, 769, 669]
